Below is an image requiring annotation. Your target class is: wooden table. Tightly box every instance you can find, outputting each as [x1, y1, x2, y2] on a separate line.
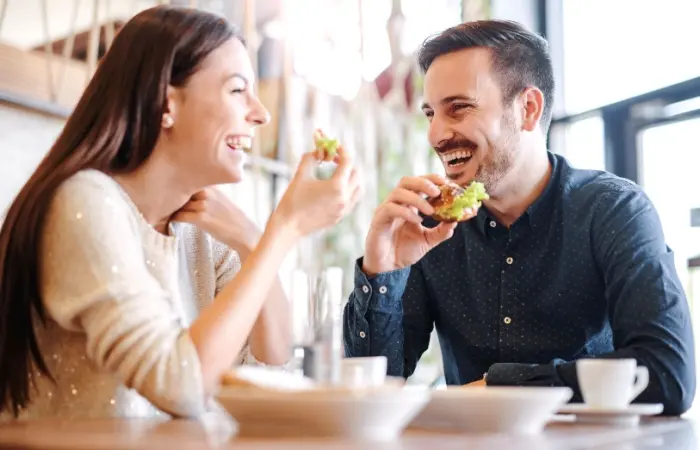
[0, 416, 695, 449]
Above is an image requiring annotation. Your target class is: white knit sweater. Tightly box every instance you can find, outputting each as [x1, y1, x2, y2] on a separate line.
[17, 170, 254, 419]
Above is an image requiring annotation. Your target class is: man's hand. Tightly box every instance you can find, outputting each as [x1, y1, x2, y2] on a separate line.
[362, 175, 461, 276]
[462, 378, 486, 387]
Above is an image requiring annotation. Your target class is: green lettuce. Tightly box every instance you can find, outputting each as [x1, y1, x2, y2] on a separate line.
[434, 181, 489, 220]
[315, 134, 339, 158]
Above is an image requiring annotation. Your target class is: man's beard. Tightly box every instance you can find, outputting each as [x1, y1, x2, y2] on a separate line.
[475, 112, 519, 193]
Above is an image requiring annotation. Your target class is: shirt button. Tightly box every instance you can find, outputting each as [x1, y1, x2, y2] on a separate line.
[379, 286, 388, 294]
[362, 285, 370, 294]
[504, 317, 512, 325]
[506, 257, 514, 265]
[359, 331, 366, 338]
[489, 220, 497, 228]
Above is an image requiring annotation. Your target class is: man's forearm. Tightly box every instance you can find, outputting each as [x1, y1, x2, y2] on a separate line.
[487, 343, 695, 415]
[342, 293, 406, 376]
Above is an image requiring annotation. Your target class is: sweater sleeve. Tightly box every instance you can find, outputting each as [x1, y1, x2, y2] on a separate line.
[40, 173, 207, 417]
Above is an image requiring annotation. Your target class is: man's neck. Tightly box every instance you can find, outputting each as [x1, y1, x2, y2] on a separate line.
[484, 147, 552, 228]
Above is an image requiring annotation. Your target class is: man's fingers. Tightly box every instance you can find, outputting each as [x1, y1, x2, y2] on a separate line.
[424, 221, 457, 248]
[374, 202, 423, 225]
[422, 173, 449, 188]
[387, 188, 435, 216]
[396, 176, 441, 198]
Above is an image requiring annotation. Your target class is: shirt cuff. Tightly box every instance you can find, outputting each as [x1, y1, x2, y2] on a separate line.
[486, 361, 565, 387]
[353, 257, 410, 314]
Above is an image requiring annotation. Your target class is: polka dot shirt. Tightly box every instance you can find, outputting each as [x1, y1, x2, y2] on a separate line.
[343, 152, 695, 415]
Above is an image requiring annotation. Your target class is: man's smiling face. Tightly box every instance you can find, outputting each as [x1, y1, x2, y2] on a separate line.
[421, 47, 521, 193]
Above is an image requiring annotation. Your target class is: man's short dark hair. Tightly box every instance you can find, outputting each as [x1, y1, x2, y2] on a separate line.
[418, 20, 555, 134]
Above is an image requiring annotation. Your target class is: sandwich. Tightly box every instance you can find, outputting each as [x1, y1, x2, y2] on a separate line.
[429, 181, 489, 222]
[313, 129, 340, 161]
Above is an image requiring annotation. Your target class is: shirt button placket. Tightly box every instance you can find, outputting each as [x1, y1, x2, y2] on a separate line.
[499, 239, 515, 360]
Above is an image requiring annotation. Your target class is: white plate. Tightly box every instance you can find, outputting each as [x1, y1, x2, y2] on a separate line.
[557, 403, 664, 426]
[409, 386, 573, 435]
[216, 385, 430, 441]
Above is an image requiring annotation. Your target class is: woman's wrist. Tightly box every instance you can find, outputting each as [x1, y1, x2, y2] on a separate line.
[263, 212, 300, 252]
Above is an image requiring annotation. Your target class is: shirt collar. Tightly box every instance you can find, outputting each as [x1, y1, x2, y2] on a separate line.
[524, 151, 563, 231]
[471, 151, 564, 234]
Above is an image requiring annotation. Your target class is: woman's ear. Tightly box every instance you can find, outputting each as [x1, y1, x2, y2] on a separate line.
[162, 85, 178, 129]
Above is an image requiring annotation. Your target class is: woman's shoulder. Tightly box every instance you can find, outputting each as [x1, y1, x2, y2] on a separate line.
[49, 169, 140, 231]
[55, 169, 129, 207]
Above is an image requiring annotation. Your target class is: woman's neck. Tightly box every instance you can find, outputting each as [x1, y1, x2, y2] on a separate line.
[112, 160, 195, 235]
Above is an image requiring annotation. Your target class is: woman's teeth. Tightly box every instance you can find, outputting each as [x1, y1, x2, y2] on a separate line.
[441, 150, 473, 167]
[225, 135, 251, 150]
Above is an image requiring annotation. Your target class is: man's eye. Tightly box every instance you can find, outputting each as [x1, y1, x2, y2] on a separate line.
[424, 111, 434, 118]
[451, 103, 470, 112]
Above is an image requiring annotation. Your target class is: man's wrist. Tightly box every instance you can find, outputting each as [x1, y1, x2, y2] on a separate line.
[361, 258, 397, 278]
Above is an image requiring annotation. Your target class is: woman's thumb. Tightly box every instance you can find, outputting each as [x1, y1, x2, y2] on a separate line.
[294, 152, 318, 180]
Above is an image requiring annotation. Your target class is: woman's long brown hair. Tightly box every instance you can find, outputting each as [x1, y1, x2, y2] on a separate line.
[0, 6, 237, 416]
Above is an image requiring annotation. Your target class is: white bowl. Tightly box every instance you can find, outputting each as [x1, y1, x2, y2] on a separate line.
[410, 386, 573, 435]
[216, 385, 430, 441]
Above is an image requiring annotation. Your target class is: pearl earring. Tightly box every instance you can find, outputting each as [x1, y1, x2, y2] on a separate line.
[162, 114, 174, 128]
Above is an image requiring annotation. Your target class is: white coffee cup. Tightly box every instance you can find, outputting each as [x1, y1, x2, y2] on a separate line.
[576, 359, 649, 409]
[340, 356, 388, 387]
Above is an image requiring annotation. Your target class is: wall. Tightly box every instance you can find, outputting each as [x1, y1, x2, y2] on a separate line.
[0, 103, 64, 216]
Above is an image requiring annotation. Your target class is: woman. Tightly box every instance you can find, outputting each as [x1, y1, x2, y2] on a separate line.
[0, 6, 360, 419]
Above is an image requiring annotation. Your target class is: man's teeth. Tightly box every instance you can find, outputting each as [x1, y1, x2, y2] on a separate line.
[440, 150, 473, 163]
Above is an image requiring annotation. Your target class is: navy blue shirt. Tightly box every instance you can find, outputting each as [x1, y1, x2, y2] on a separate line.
[343, 152, 695, 415]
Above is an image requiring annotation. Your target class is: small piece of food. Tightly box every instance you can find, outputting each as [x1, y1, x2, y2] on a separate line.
[429, 181, 489, 222]
[313, 129, 340, 161]
[221, 371, 258, 389]
[220, 367, 316, 392]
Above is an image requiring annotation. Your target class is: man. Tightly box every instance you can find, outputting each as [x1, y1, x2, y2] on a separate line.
[343, 19, 696, 415]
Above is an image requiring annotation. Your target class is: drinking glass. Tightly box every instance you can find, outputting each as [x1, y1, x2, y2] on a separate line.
[290, 267, 344, 385]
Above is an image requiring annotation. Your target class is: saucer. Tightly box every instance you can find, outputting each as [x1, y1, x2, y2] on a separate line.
[557, 403, 664, 426]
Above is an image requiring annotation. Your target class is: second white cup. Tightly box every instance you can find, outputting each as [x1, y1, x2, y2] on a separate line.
[576, 358, 649, 409]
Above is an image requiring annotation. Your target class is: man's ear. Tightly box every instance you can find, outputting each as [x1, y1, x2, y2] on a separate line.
[519, 87, 545, 132]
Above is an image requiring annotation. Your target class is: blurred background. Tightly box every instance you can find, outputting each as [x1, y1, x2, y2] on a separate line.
[0, 0, 699, 385]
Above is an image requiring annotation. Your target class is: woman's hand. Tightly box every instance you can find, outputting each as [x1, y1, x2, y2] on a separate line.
[172, 188, 262, 256]
[270, 146, 361, 240]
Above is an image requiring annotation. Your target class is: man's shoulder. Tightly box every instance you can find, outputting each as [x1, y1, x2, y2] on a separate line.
[557, 156, 644, 203]
[555, 157, 654, 230]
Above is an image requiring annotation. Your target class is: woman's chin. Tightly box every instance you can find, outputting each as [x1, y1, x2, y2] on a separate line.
[222, 169, 243, 184]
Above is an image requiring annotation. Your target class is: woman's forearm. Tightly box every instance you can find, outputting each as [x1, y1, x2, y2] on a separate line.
[189, 218, 296, 391]
[247, 275, 291, 365]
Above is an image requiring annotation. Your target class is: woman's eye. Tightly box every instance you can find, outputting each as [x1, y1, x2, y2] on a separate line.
[231, 88, 245, 94]
[451, 104, 469, 112]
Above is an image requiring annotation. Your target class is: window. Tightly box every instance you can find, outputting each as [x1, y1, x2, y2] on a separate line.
[549, 115, 606, 171]
[560, 0, 700, 114]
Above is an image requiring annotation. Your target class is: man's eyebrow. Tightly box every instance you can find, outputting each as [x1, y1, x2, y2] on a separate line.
[421, 95, 478, 110]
